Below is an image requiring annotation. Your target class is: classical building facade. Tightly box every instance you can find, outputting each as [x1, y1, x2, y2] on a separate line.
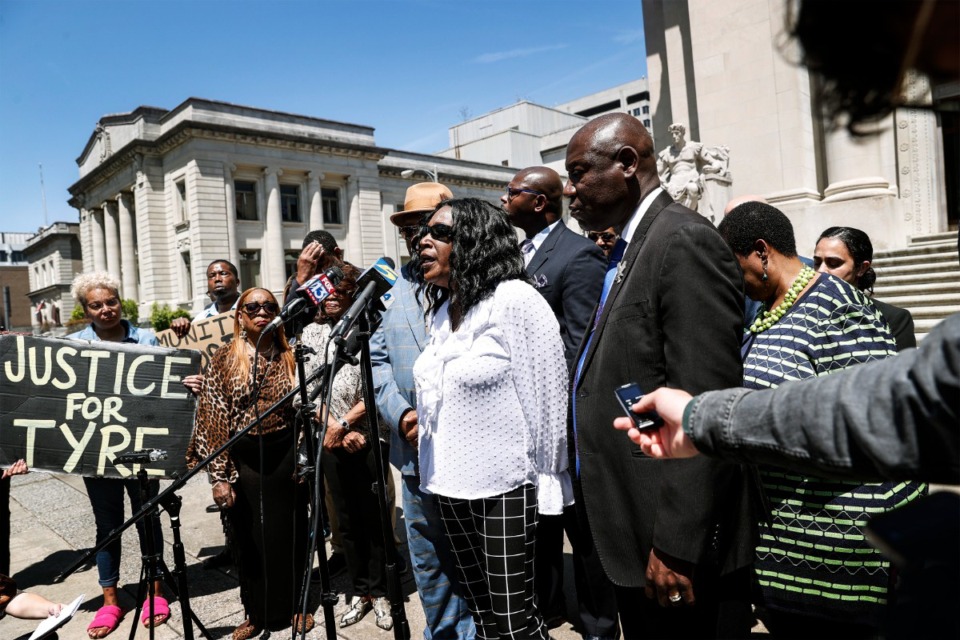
[68, 99, 514, 317]
[22, 221, 82, 332]
[642, 0, 958, 252]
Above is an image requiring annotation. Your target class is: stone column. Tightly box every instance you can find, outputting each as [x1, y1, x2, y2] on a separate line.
[263, 166, 286, 293]
[91, 207, 107, 272]
[822, 124, 893, 202]
[307, 171, 324, 231]
[223, 163, 240, 269]
[102, 199, 121, 278]
[116, 193, 139, 301]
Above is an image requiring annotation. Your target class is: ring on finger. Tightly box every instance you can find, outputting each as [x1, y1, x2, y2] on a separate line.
[668, 592, 682, 603]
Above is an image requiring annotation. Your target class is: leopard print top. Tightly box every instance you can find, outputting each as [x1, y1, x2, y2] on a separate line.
[188, 345, 294, 483]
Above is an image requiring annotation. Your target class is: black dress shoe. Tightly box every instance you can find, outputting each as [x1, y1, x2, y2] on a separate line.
[205, 503, 220, 513]
[202, 548, 232, 570]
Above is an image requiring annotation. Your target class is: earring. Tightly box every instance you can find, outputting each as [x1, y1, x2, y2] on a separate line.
[761, 256, 769, 281]
[239, 328, 247, 341]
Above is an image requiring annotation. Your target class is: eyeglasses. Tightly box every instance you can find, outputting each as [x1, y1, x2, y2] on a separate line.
[242, 301, 280, 316]
[587, 231, 618, 243]
[398, 225, 419, 239]
[86, 298, 120, 311]
[505, 187, 545, 200]
[421, 223, 454, 243]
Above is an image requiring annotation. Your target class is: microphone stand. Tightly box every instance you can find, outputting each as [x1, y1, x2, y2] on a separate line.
[287, 314, 339, 640]
[54, 361, 342, 638]
[355, 307, 411, 640]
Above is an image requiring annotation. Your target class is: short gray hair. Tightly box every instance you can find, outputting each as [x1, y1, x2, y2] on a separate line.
[71, 271, 121, 306]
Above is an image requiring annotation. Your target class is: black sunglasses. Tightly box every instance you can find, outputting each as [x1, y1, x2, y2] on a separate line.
[588, 231, 617, 242]
[398, 225, 419, 239]
[505, 186, 545, 200]
[421, 223, 454, 243]
[242, 301, 280, 316]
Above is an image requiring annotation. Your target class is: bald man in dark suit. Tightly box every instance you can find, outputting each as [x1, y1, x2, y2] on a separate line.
[565, 114, 756, 639]
[502, 166, 612, 635]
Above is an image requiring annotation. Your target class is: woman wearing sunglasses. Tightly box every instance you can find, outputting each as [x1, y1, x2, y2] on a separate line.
[414, 198, 571, 640]
[190, 287, 311, 639]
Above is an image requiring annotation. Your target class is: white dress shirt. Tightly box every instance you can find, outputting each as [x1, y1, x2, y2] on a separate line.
[413, 279, 573, 514]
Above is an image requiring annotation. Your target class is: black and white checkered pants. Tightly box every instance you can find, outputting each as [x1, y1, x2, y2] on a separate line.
[437, 483, 548, 640]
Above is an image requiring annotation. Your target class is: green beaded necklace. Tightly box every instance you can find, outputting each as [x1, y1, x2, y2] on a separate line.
[749, 265, 816, 334]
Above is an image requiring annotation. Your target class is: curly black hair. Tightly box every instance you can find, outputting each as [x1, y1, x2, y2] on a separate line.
[421, 198, 529, 328]
[817, 226, 877, 293]
[718, 201, 797, 258]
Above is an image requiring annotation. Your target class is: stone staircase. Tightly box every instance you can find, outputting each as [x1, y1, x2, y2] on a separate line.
[873, 231, 959, 341]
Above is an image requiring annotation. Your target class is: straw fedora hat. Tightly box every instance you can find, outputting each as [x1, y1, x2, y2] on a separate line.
[389, 183, 453, 226]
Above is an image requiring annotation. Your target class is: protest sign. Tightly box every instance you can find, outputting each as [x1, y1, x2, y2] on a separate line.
[155, 311, 234, 372]
[0, 334, 200, 479]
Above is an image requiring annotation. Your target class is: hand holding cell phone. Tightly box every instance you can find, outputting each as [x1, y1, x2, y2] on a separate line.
[614, 382, 665, 431]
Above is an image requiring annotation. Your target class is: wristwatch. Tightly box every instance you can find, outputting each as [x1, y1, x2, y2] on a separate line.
[338, 417, 350, 430]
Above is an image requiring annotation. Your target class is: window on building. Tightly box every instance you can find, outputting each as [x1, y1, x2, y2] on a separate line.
[235, 180, 258, 221]
[240, 250, 262, 288]
[322, 188, 342, 225]
[631, 107, 642, 116]
[284, 250, 300, 282]
[180, 251, 193, 300]
[11, 251, 23, 262]
[643, 119, 651, 128]
[175, 180, 188, 223]
[280, 185, 302, 223]
[0, 250, 7, 263]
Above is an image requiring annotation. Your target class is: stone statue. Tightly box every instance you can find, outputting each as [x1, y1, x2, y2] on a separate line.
[656, 123, 730, 215]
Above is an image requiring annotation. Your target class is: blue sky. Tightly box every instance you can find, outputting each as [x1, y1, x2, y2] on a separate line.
[0, 0, 646, 233]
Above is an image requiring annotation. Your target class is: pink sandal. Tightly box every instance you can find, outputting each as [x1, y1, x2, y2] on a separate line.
[87, 604, 123, 639]
[140, 595, 170, 628]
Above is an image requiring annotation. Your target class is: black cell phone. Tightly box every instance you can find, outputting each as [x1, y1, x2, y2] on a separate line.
[614, 382, 664, 430]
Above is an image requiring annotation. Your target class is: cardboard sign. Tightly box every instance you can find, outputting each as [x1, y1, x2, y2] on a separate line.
[155, 311, 234, 372]
[0, 334, 200, 479]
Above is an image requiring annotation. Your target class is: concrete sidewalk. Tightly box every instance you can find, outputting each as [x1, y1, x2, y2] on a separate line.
[5, 469, 586, 640]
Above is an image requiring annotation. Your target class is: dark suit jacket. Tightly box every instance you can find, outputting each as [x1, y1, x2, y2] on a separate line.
[572, 191, 756, 588]
[872, 298, 916, 352]
[527, 221, 606, 370]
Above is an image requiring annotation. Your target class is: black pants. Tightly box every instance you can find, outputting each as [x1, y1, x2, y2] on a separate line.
[322, 443, 388, 598]
[534, 513, 564, 624]
[614, 566, 752, 640]
[565, 505, 620, 638]
[437, 483, 548, 640]
[230, 428, 308, 628]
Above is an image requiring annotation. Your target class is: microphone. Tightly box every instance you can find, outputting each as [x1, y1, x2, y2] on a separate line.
[262, 266, 345, 336]
[115, 449, 168, 464]
[328, 257, 398, 344]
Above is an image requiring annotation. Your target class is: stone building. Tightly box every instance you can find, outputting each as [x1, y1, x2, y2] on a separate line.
[642, 0, 959, 337]
[642, 0, 957, 250]
[68, 98, 514, 317]
[440, 79, 651, 175]
[22, 221, 83, 333]
[0, 232, 31, 330]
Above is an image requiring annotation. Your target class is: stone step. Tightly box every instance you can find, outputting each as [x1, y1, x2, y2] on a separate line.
[878, 295, 960, 310]
[874, 261, 960, 277]
[898, 304, 960, 320]
[874, 280, 960, 296]
[872, 249, 959, 267]
[872, 270, 960, 287]
[908, 231, 959, 246]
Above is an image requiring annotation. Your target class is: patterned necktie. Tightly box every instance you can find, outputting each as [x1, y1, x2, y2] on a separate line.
[572, 237, 627, 474]
[520, 238, 535, 267]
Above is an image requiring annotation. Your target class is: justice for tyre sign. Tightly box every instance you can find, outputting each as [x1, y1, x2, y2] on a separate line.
[0, 334, 200, 479]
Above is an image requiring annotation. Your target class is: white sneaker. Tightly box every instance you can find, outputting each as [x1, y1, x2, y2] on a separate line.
[340, 595, 371, 627]
[373, 597, 393, 630]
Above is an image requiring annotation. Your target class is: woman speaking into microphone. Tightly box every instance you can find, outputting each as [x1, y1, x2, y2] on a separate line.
[189, 287, 311, 639]
[414, 198, 571, 640]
